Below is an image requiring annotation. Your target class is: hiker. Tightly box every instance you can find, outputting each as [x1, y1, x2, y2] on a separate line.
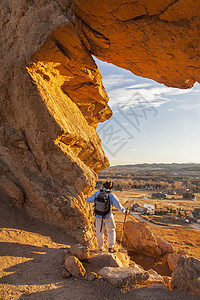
[86, 181, 128, 252]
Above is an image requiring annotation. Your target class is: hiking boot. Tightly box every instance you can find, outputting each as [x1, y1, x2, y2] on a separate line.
[108, 248, 115, 253]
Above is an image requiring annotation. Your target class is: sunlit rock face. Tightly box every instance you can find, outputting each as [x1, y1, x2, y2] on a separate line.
[0, 0, 110, 245]
[70, 0, 200, 89]
[1, 0, 200, 243]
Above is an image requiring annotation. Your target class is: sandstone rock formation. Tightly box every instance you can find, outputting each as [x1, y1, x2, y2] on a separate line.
[171, 256, 200, 296]
[87, 252, 124, 269]
[0, 0, 111, 245]
[70, 0, 200, 89]
[64, 255, 86, 277]
[124, 221, 174, 259]
[1, 0, 200, 243]
[99, 266, 149, 288]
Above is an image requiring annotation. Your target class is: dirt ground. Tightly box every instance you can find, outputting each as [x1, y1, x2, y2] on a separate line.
[0, 194, 199, 300]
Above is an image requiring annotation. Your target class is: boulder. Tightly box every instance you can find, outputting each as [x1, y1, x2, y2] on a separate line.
[145, 269, 164, 285]
[70, 243, 89, 261]
[171, 256, 200, 296]
[124, 221, 162, 258]
[64, 255, 86, 278]
[87, 253, 123, 269]
[99, 266, 149, 288]
[167, 253, 181, 271]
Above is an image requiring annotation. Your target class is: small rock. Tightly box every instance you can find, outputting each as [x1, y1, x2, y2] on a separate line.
[62, 268, 71, 278]
[64, 255, 86, 278]
[70, 243, 89, 261]
[85, 272, 98, 281]
[99, 266, 149, 288]
[87, 252, 123, 269]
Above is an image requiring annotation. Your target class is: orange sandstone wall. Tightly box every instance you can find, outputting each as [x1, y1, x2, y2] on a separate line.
[1, 0, 200, 243]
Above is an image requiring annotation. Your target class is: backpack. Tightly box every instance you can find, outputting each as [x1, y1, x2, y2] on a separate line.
[94, 189, 111, 232]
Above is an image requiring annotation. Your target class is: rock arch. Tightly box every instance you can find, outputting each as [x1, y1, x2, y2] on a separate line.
[1, 0, 200, 244]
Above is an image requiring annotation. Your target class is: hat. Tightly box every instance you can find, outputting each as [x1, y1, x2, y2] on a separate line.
[103, 181, 113, 190]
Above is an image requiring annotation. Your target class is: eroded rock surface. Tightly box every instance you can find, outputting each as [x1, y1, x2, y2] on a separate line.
[64, 255, 86, 277]
[1, 0, 200, 243]
[0, 0, 110, 245]
[70, 0, 200, 88]
[124, 221, 164, 258]
[171, 256, 200, 296]
[99, 266, 149, 288]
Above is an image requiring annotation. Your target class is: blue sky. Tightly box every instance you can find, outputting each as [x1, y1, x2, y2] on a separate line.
[94, 58, 200, 166]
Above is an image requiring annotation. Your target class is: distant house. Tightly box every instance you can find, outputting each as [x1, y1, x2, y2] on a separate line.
[144, 204, 155, 214]
[151, 192, 167, 200]
[189, 208, 200, 221]
[131, 203, 145, 213]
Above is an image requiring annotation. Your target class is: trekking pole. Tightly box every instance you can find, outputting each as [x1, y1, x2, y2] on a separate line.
[119, 209, 128, 248]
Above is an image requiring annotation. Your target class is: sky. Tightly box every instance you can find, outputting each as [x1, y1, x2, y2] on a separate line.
[94, 58, 200, 166]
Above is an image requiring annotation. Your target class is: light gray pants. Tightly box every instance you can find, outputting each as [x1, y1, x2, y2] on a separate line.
[95, 213, 116, 250]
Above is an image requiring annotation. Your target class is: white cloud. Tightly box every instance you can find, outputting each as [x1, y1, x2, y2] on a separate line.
[112, 138, 133, 145]
[103, 74, 136, 90]
[94, 57, 200, 113]
[107, 86, 171, 110]
[104, 80, 198, 112]
[125, 83, 153, 89]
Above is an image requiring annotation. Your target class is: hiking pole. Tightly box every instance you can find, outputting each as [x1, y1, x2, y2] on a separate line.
[119, 209, 128, 248]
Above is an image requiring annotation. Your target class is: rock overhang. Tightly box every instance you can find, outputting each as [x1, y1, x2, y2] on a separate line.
[1, 0, 200, 243]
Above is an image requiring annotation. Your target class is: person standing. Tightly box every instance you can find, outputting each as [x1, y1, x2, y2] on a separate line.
[86, 181, 128, 252]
